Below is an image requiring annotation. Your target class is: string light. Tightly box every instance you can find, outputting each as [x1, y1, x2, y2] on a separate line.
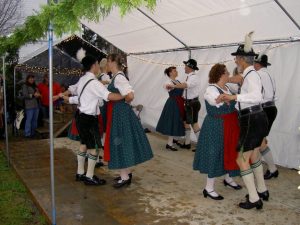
[15, 64, 83, 76]
[128, 42, 292, 67]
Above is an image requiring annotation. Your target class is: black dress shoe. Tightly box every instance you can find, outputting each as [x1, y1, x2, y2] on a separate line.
[75, 173, 86, 181]
[223, 180, 242, 190]
[84, 175, 106, 185]
[166, 144, 178, 151]
[114, 173, 133, 181]
[192, 149, 196, 152]
[264, 170, 279, 180]
[95, 161, 105, 168]
[203, 189, 224, 200]
[239, 199, 263, 210]
[179, 143, 191, 149]
[113, 179, 131, 188]
[246, 190, 269, 201]
[173, 139, 179, 145]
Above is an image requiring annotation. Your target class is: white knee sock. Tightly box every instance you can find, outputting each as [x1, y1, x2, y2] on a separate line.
[119, 169, 130, 182]
[185, 128, 191, 145]
[205, 177, 219, 197]
[167, 136, 174, 146]
[224, 174, 238, 186]
[86, 154, 97, 179]
[241, 169, 260, 203]
[251, 160, 267, 193]
[194, 128, 200, 140]
[77, 151, 86, 175]
[261, 147, 277, 172]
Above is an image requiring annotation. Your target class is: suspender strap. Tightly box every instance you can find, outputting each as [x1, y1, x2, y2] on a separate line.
[78, 79, 94, 107]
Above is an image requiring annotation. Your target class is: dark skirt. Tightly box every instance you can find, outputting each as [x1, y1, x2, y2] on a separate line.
[105, 101, 153, 169]
[263, 105, 277, 136]
[237, 111, 268, 152]
[156, 97, 185, 136]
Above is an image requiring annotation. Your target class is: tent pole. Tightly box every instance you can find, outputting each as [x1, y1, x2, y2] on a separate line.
[2, 54, 10, 166]
[274, 0, 300, 30]
[137, 8, 191, 58]
[130, 38, 300, 56]
[48, 15, 57, 225]
[13, 67, 16, 135]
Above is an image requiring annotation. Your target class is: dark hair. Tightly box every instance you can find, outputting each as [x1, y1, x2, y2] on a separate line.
[25, 74, 36, 88]
[82, 55, 98, 72]
[208, 64, 226, 84]
[107, 54, 126, 70]
[164, 66, 176, 77]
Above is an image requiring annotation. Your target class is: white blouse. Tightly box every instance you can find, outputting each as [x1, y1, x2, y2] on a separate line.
[164, 78, 179, 92]
[113, 72, 134, 96]
[204, 84, 231, 108]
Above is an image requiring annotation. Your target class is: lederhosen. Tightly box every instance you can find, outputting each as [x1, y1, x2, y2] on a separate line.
[184, 74, 201, 124]
[237, 70, 268, 152]
[75, 79, 102, 150]
[261, 70, 277, 136]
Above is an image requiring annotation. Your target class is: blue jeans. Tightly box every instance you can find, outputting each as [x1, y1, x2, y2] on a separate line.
[25, 108, 39, 137]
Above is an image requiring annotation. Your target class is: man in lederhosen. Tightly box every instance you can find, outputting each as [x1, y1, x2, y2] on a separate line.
[167, 59, 201, 149]
[60, 55, 123, 185]
[217, 32, 269, 210]
[254, 54, 279, 179]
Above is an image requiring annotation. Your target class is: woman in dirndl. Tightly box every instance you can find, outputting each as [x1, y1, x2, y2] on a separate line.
[193, 64, 242, 200]
[156, 66, 185, 151]
[104, 53, 153, 188]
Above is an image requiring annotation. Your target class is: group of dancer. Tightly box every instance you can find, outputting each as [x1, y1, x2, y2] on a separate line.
[156, 32, 278, 210]
[55, 31, 278, 209]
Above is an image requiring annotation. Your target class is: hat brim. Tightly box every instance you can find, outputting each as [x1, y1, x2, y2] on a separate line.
[231, 52, 258, 56]
[254, 60, 271, 66]
[183, 61, 199, 70]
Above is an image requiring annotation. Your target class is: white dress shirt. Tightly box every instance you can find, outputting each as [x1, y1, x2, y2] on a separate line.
[183, 71, 201, 99]
[68, 72, 110, 115]
[236, 66, 263, 110]
[113, 72, 134, 96]
[204, 84, 231, 108]
[257, 67, 276, 103]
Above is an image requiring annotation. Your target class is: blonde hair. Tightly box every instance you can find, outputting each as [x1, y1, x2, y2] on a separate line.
[99, 58, 107, 70]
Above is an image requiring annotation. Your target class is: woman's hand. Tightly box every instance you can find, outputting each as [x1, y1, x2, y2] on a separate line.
[165, 84, 174, 90]
[216, 94, 236, 104]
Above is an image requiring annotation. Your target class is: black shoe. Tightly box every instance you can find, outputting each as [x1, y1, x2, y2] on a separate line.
[84, 175, 106, 185]
[114, 173, 133, 181]
[75, 173, 86, 181]
[95, 161, 105, 168]
[192, 149, 196, 152]
[246, 190, 269, 201]
[173, 139, 181, 146]
[239, 199, 263, 210]
[203, 189, 224, 200]
[166, 144, 178, 151]
[98, 155, 103, 160]
[264, 170, 279, 180]
[180, 143, 191, 149]
[223, 180, 242, 190]
[113, 179, 131, 188]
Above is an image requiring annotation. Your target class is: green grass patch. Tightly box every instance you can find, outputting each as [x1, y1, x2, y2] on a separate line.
[0, 152, 47, 225]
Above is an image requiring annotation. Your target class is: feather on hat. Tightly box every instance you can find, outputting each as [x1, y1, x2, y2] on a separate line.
[76, 48, 86, 63]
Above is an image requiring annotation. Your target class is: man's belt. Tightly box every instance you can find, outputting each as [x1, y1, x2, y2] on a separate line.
[185, 97, 199, 102]
[239, 104, 263, 117]
[78, 111, 97, 118]
[262, 101, 275, 108]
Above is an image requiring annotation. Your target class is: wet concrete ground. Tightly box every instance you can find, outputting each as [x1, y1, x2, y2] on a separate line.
[1, 133, 300, 225]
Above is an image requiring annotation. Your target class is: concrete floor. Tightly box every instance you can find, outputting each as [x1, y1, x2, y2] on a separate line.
[2, 133, 300, 225]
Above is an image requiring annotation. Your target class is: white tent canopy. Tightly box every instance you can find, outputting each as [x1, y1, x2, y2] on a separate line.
[81, 0, 299, 169]
[82, 0, 300, 54]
